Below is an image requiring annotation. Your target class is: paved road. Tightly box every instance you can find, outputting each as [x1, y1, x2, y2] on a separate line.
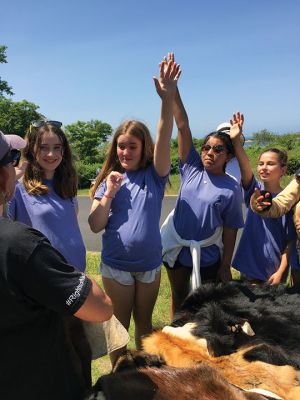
[78, 196, 246, 253]
[78, 195, 177, 252]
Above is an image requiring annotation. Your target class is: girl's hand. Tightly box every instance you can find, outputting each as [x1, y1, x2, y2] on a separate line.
[268, 270, 282, 285]
[105, 171, 123, 198]
[153, 52, 181, 100]
[251, 187, 272, 211]
[229, 112, 244, 141]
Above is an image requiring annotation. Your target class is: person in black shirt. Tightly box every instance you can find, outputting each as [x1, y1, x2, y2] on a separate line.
[0, 131, 113, 400]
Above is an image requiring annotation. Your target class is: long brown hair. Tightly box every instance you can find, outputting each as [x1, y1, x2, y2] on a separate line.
[22, 124, 78, 198]
[90, 120, 154, 198]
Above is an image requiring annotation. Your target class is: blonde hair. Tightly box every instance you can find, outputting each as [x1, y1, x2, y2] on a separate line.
[22, 124, 78, 198]
[90, 120, 154, 198]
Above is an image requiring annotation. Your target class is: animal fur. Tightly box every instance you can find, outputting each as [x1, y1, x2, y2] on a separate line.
[92, 351, 271, 400]
[142, 323, 300, 399]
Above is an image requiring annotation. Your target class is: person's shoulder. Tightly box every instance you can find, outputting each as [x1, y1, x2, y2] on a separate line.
[0, 217, 47, 246]
[13, 180, 30, 200]
[223, 173, 241, 190]
[14, 180, 24, 193]
[180, 144, 201, 170]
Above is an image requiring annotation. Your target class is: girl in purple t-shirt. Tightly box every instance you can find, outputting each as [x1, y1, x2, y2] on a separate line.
[8, 121, 86, 272]
[88, 57, 181, 364]
[161, 55, 244, 317]
[231, 112, 295, 284]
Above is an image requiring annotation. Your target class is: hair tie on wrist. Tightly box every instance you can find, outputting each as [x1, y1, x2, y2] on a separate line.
[103, 193, 114, 199]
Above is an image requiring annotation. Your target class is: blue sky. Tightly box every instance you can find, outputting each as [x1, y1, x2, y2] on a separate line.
[1, 0, 299, 138]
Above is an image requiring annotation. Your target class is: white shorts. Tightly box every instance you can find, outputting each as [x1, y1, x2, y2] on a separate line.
[100, 262, 161, 285]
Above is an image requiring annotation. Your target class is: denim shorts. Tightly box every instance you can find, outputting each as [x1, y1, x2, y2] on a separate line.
[100, 262, 161, 285]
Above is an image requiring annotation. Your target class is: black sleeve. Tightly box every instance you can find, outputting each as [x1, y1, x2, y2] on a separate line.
[20, 242, 92, 315]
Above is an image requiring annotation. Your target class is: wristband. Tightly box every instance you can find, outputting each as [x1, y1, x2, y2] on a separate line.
[103, 193, 114, 199]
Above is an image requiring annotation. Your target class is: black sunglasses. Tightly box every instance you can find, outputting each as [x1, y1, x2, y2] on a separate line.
[0, 149, 21, 167]
[30, 120, 62, 130]
[201, 144, 226, 154]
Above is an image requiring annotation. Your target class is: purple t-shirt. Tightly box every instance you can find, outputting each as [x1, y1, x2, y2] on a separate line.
[95, 164, 168, 272]
[8, 180, 86, 272]
[232, 177, 296, 280]
[173, 145, 244, 267]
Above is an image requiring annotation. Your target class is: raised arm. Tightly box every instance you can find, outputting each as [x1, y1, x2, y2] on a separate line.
[229, 112, 253, 188]
[153, 54, 181, 177]
[163, 54, 192, 164]
[174, 87, 193, 164]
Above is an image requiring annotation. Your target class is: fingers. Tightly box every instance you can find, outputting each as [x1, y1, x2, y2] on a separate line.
[168, 52, 174, 62]
[159, 52, 180, 78]
[170, 62, 181, 80]
[175, 67, 182, 81]
[230, 112, 244, 128]
[163, 60, 181, 80]
[253, 187, 261, 197]
[153, 77, 160, 93]
[109, 171, 123, 183]
[154, 53, 181, 95]
[253, 188, 272, 210]
[159, 60, 166, 80]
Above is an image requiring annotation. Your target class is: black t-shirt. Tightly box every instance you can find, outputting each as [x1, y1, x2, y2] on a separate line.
[0, 217, 92, 400]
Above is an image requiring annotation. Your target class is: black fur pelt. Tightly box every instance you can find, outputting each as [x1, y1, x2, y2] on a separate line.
[172, 281, 300, 368]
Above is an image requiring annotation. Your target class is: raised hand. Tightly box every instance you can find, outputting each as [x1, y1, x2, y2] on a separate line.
[229, 112, 244, 141]
[153, 52, 181, 100]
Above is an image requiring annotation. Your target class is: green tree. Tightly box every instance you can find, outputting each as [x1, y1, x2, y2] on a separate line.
[0, 45, 13, 97]
[192, 137, 204, 153]
[252, 129, 276, 146]
[276, 133, 300, 151]
[0, 98, 40, 136]
[65, 119, 112, 164]
[287, 158, 300, 175]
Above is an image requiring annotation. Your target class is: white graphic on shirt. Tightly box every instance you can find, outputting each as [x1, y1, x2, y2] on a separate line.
[66, 274, 86, 306]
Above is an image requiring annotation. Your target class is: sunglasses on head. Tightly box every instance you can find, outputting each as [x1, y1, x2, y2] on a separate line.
[0, 149, 21, 167]
[30, 120, 62, 132]
[201, 144, 226, 154]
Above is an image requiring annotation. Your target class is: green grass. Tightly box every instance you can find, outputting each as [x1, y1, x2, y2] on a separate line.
[78, 188, 91, 196]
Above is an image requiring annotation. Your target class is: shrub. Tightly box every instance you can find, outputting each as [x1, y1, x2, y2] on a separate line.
[287, 158, 300, 175]
[76, 161, 100, 188]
